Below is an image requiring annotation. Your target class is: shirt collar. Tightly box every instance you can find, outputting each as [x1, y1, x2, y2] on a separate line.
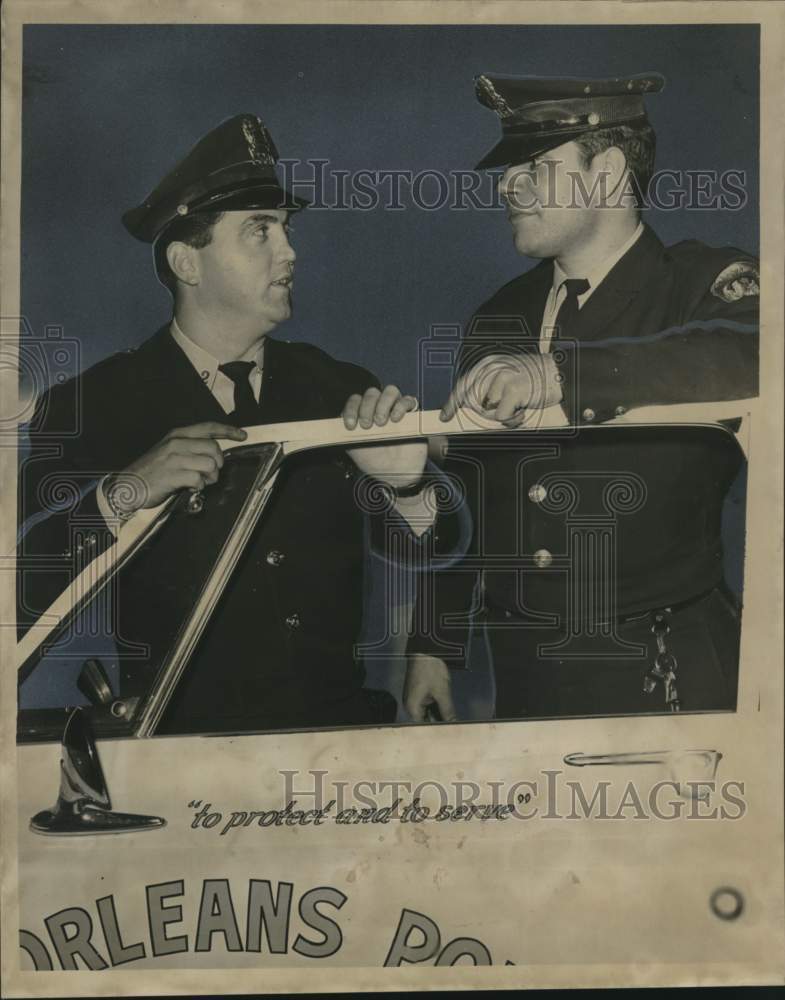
[552, 221, 644, 297]
[170, 318, 264, 387]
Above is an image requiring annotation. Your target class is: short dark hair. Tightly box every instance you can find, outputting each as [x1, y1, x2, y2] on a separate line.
[153, 210, 225, 294]
[573, 123, 656, 208]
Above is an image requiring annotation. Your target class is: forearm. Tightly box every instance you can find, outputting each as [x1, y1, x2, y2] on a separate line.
[557, 321, 759, 424]
[406, 566, 480, 670]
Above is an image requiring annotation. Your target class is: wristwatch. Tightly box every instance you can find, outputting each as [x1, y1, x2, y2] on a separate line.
[391, 476, 426, 499]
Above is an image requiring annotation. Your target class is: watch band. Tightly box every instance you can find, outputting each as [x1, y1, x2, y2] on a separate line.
[390, 477, 425, 499]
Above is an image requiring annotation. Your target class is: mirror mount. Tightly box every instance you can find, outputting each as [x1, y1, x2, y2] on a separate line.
[76, 657, 138, 724]
[30, 708, 166, 835]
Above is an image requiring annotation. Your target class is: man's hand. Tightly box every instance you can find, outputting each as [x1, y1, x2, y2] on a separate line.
[106, 422, 247, 514]
[440, 351, 563, 425]
[404, 654, 457, 723]
[343, 386, 427, 488]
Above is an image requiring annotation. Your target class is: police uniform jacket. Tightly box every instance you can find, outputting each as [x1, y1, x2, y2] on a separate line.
[408, 224, 759, 680]
[19, 327, 388, 733]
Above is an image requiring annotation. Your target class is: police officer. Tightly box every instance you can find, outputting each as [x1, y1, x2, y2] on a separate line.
[19, 113, 431, 733]
[405, 73, 758, 722]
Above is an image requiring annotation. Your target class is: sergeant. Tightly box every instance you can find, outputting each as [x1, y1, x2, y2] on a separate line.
[19, 113, 431, 733]
[404, 73, 758, 722]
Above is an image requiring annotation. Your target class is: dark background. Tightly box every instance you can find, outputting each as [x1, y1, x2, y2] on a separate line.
[19, 24, 758, 717]
[22, 23, 759, 402]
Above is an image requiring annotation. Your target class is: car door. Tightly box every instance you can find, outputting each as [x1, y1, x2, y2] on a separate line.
[17, 407, 776, 977]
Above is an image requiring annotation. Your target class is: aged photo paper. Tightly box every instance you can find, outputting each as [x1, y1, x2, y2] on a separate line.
[1, 0, 784, 994]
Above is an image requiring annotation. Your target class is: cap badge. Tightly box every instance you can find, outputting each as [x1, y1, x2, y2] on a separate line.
[475, 75, 514, 118]
[241, 116, 276, 166]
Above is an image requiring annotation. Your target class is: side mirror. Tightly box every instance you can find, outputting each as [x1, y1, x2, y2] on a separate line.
[30, 708, 166, 835]
[76, 657, 113, 706]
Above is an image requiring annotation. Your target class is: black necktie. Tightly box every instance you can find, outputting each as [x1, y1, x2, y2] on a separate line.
[553, 277, 590, 336]
[219, 360, 258, 427]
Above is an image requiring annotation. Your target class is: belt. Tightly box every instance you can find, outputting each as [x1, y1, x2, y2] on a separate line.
[615, 586, 718, 627]
[487, 585, 724, 628]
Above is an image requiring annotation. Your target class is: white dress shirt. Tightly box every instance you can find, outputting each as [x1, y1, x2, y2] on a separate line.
[169, 317, 265, 413]
[539, 222, 644, 352]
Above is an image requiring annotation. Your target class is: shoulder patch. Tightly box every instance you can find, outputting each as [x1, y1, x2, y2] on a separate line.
[711, 260, 759, 302]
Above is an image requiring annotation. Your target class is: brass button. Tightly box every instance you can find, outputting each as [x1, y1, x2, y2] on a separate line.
[614, 405, 627, 417]
[588, 112, 600, 125]
[533, 548, 553, 568]
[266, 549, 285, 567]
[582, 407, 596, 422]
[528, 484, 547, 504]
[285, 613, 301, 630]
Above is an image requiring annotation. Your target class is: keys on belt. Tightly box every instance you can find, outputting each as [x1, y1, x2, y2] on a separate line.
[643, 610, 681, 712]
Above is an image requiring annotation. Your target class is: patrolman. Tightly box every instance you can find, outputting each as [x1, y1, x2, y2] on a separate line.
[19, 113, 434, 733]
[405, 73, 758, 722]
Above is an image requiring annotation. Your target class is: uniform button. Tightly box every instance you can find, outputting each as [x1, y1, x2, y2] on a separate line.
[582, 407, 596, 422]
[532, 548, 553, 568]
[285, 613, 301, 630]
[528, 484, 547, 503]
[614, 405, 627, 417]
[266, 549, 285, 566]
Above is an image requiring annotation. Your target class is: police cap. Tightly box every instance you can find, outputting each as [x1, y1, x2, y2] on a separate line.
[122, 113, 308, 243]
[473, 72, 665, 170]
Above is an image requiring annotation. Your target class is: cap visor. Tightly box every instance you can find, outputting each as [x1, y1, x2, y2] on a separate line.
[193, 182, 309, 213]
[474, 129, 593, 170]
[475, 137, 522, 170]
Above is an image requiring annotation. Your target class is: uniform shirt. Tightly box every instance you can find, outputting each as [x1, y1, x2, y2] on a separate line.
[99, 319, 435, 535]
[539, 222, 644, 352]
[169, 317, 265, 409]
[470, 224, 645, 406]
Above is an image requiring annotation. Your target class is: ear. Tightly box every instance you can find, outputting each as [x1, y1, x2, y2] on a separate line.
[166, 241, 200, 287]
[601, 146, 629, 193]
